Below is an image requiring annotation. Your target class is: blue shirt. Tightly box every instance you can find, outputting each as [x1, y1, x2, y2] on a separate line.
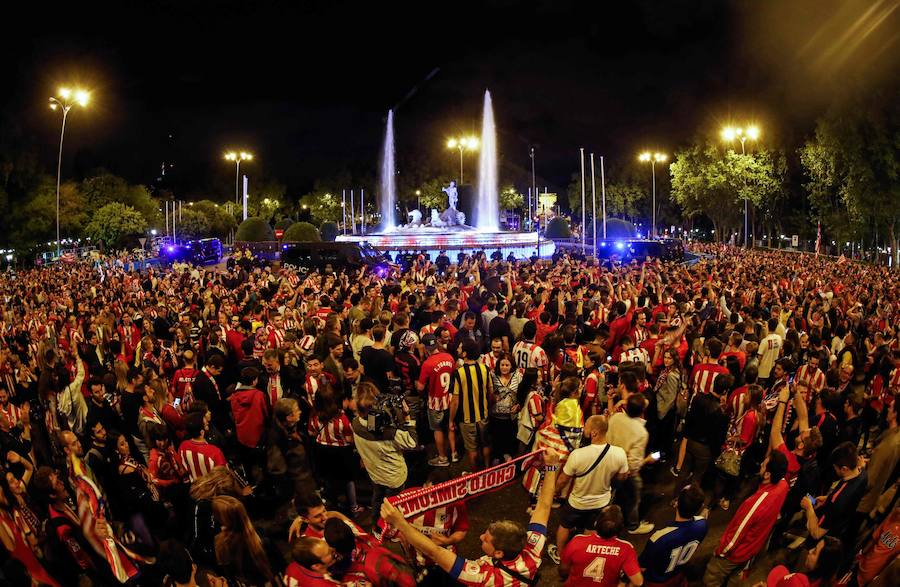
[639, 517, 708, 583]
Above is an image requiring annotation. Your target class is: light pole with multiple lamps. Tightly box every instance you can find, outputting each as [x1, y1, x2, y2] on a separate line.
[638, 151, 668, 239]
[721, 125, 759, 248]
[49, 87, 90, 258]
[446, 137, 479, 184]
[224, 151, 253, 207]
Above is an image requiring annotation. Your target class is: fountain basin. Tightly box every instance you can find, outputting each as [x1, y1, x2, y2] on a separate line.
[336, 230, 555, 260]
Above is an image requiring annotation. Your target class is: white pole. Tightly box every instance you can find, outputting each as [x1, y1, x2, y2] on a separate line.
[165, 201, 169, 241]
[173, 201, 177, 244]
[350, 189, 356, 235]
[580, 148, 586, 252]
[361, 188, 365, 236]
[600, 156, 607, 239]
[242, 175, 249, 221]
[342, 189, 347, 235]
[591, 153, 597, 258]
[54, 107, 69, 258]
[527, 187, 532, 231]
[651, 161, 657, 239]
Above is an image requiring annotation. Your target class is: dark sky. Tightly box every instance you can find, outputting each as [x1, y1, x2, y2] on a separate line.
[2, 0, 896, 198]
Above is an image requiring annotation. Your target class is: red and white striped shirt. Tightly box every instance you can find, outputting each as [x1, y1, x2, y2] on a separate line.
[691, 363, 729, 395]
[267, 326, 286, 349]
[619, 347, 650, 365]
[177, 439, 227, 482]
[308, 412, 354, 447]
[512, 341, 549, 374]
[480, 352, 501, 372]
[449, 524, 546, 586]
[266, 374, 283, 407]
[297, 335, 316, 358]
[0, 403, 22, 428]
[407, 499, 469, 566]
[889, 368, 900, 392]
[419, 324, 438, 337]
[795, 363, 826, 400]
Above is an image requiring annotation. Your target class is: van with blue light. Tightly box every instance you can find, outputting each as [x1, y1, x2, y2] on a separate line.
[163, 238, 222, 265]
[280, 241, 390, 276]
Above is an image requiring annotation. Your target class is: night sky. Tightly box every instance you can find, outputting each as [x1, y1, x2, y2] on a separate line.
[2, 0, 896, 198]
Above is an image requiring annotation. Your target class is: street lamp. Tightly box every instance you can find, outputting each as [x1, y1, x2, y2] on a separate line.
[638, 151, 668, 239]
[224, 151, 253, 207]
[49, 87, 90, 258]
[721, 125, 760, 248]
[446, 136, 479, 184]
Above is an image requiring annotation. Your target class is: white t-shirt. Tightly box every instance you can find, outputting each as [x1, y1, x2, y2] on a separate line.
[758, 333, 783, 378]
[563, 442, 628, 511]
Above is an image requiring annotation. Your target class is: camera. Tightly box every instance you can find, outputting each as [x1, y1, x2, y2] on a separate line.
[366, 392, 406, 434]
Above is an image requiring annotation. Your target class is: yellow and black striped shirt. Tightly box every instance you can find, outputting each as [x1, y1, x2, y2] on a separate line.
[451, 362, 490, 423]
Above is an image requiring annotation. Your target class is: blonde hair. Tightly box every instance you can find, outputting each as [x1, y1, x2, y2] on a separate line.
[189, 466, 242, 501]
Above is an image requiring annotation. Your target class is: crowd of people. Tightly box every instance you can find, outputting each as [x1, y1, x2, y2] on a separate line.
[0, 244, 896, 587]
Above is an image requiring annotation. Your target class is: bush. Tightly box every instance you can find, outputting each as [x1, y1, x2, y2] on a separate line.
[586, 218, 636, 241]
[274, 217, 295, 231]
[320, 221, 339, 242]
[235, 217, 275, 242]
[544, 217, 572, 239]
[283, 221, 321, 242]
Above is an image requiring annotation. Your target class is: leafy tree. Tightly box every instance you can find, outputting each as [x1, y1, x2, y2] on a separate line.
[81, 173, 160, 226]
[670, 143, 785, 241]
[499, 185, 525, 211]
[9, 179, 88, 248]
[247, 197, 281, 223]
[283, 221, 321, 242]
[274, 217, 295, 231]
[235, 217, 275, 242]
[84, 203, 147, 249]
[191, 200, 238, 239]
[605, 181, 644, 220]
[177, 208, 211, 240]
[801, 80, 898, 263]
[298, 190, 343, 225]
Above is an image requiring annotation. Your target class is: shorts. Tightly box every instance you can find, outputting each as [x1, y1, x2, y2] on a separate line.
[459, 420, 490, 452]
[559, 501, 601, 531]
[428, 409, 448, 431]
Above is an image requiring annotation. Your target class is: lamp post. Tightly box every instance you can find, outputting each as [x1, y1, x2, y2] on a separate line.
[446, 136, 479, 184]
[49, 87, 90, 258]
[224, 151, 253, 207]
[721, 125, 759, 248]
[638, 151, 668, 239]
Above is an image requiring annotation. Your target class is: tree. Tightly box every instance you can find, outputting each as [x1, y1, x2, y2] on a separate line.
[801, 80, 898, 263]
[177, 208, 211, 240]
[499, 185, 525, 211]
[247, 197, 281, 223]
[298, 191, 343, 225]
[9, 179, 88, 248]
[605, 181, 644, 220]
[670, 143, 786, 241]
[235, 217, 275, 242]
[283, 221, 321, 242]
[413, 176, 455, 211]
[81, 173, 160, 227]
[191, 200, 238, 239]
[84, 203, 147, 249]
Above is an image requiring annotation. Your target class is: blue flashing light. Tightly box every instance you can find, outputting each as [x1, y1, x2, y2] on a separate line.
[167, 246, 175, 253]
[600, 241, 607, 247]
[615, 241, 625, 251]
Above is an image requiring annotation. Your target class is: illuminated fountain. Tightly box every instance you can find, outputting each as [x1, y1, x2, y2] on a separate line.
[338, 91, 554, 259]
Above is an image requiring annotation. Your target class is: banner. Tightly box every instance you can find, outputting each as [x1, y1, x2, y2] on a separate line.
[387, 449, 544, 519]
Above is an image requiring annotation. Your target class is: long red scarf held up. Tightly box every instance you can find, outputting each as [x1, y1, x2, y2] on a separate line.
[386, 449, 544, 520]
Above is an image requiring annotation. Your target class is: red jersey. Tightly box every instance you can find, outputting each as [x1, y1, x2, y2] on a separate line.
[418, 352, 455, 411]
[170, 367, 199, 400]
[561, 533, 640, 587]
[720, 350, 747, 372]
[512, 341, 549, 374]
[795, 364, 826, 399]
[691, 363, 729, 395]
[177, 439, 227, 482]
[715, 480, 789, 563]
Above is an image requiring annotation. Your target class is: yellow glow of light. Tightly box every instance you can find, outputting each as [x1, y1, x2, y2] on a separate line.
[225, 152, 237, 161]
[746, 125, 760, 140]
[75, 90, 90, 106]
[721, 127, 736, 141]
[446, 138, 458, 149]
[638, 152, 651, 162]
[464, 136, 479, 150]
[58, 87, 72, 99]
[654, 152, 668, 162]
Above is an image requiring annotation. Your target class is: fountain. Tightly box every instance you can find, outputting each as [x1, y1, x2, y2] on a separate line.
[475, 90, 499, 231]
[379, 109, 397, 232]
[336, 92, 554, 259]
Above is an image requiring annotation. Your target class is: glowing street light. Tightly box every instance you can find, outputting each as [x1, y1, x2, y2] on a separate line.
[721, 124, 760, 248]
[446, 136, 479, 184]
[49, 86, 90, 257]
[224, 151, 253, 207]
[638, 151, 668, 239]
